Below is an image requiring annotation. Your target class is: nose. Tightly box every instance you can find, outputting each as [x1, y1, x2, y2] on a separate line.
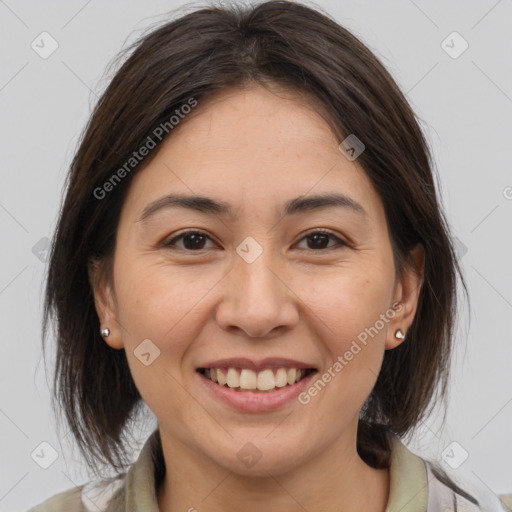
[215, 248, 300, 338]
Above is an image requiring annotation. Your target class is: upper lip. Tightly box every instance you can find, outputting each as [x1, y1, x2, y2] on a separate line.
[197, 357, 317, 371]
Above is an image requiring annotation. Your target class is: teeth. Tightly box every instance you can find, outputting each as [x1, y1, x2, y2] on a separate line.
[287, 368, 297, 385]
[226, 368, 239, 388]
[275, 368, 288, 387]
[239, 369, 257, 389]
[257, 369, 275, 390]
[217, 369, 227, 386]
[204, 367, 312, 391]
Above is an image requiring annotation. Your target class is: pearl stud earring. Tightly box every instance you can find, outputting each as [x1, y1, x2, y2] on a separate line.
[100, 328, 110, 338]
[395, 329, 405, 340]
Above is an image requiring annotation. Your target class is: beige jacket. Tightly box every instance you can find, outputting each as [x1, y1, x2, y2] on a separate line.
[28, 429, 512, 511]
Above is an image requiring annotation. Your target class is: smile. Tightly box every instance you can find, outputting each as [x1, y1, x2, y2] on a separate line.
[197, 367, 317, 392]
[195, 357, 319, 411]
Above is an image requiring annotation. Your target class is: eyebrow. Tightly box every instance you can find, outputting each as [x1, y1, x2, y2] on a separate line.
[137, 192, 366, 223]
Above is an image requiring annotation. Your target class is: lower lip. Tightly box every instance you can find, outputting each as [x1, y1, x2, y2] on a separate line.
[197, 370, 317, 412]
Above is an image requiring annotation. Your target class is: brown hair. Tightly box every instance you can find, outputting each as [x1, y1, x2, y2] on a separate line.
[43, 0, 468, 492]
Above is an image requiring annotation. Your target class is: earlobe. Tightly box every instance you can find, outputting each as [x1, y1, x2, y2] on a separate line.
[385, 327, 407, 350]
[385, 244, 425, 350]
[88, 260, 124, 350]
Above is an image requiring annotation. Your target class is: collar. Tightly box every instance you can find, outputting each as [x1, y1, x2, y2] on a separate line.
[385, 435, 428, 511]
[122, 428, 162, 511]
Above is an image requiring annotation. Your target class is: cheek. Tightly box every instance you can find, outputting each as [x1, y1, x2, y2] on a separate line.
[115, 257, 206, 328]
[293, 260, 395, 409]
[296, 261, 395, 348]
[112, 259, 218, 422]
[113, 258, 225, 372]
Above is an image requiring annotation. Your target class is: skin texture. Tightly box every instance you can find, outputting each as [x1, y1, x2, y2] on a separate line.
[90, 83, 424, 512]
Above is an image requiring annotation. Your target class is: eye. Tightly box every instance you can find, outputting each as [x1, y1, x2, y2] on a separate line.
[295, 229, 348, 251]
[163, 230, 215, 251]
[163, 229, 348, 252]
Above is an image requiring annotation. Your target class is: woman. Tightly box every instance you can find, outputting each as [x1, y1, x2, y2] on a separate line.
[30, 1, 511, 511]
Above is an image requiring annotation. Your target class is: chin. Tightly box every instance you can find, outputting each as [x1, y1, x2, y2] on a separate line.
[203, 434, 315, 478]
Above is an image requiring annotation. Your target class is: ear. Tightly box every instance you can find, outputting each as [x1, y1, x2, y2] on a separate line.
[88, 259, 124, 350]
[386, 243, 425, 350]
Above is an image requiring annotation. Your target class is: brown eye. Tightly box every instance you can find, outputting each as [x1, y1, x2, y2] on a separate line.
[296, 230, 348, 251]
[164, 231, 214, 251]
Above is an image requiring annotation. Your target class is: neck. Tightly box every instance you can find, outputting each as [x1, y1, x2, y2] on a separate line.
[156, 426, 390, 512]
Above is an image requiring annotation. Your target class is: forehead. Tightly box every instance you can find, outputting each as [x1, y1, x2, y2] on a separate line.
[171, 84, 340, 155]
[120, 84, 383, 224]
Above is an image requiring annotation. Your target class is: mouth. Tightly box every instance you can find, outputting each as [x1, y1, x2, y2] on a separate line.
[195, 357, 320, 412]
[196, 366, 318, 393]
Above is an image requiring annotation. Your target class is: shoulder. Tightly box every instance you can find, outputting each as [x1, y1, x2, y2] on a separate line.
[27, 475, 126, 512]
[28, 429, 161, 512]
[423, 456, 512, 512]
[388, 435, 511, 511]
[424, 459, 510, 511]
[500, 494, 512, 511]
[27, 486, 83, 512]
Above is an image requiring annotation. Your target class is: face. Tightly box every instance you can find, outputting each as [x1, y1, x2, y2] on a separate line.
[90, 83, 423, 477]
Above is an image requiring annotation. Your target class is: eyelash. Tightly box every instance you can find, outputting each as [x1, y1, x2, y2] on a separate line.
[163, 229, 349, 252]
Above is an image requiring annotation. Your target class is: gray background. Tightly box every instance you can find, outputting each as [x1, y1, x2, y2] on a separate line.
[0, 0, 511, 510]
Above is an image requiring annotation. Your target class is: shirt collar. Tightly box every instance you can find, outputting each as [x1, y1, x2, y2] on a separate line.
[385, 435, 428, 512]
[122, 428, 162, 511]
